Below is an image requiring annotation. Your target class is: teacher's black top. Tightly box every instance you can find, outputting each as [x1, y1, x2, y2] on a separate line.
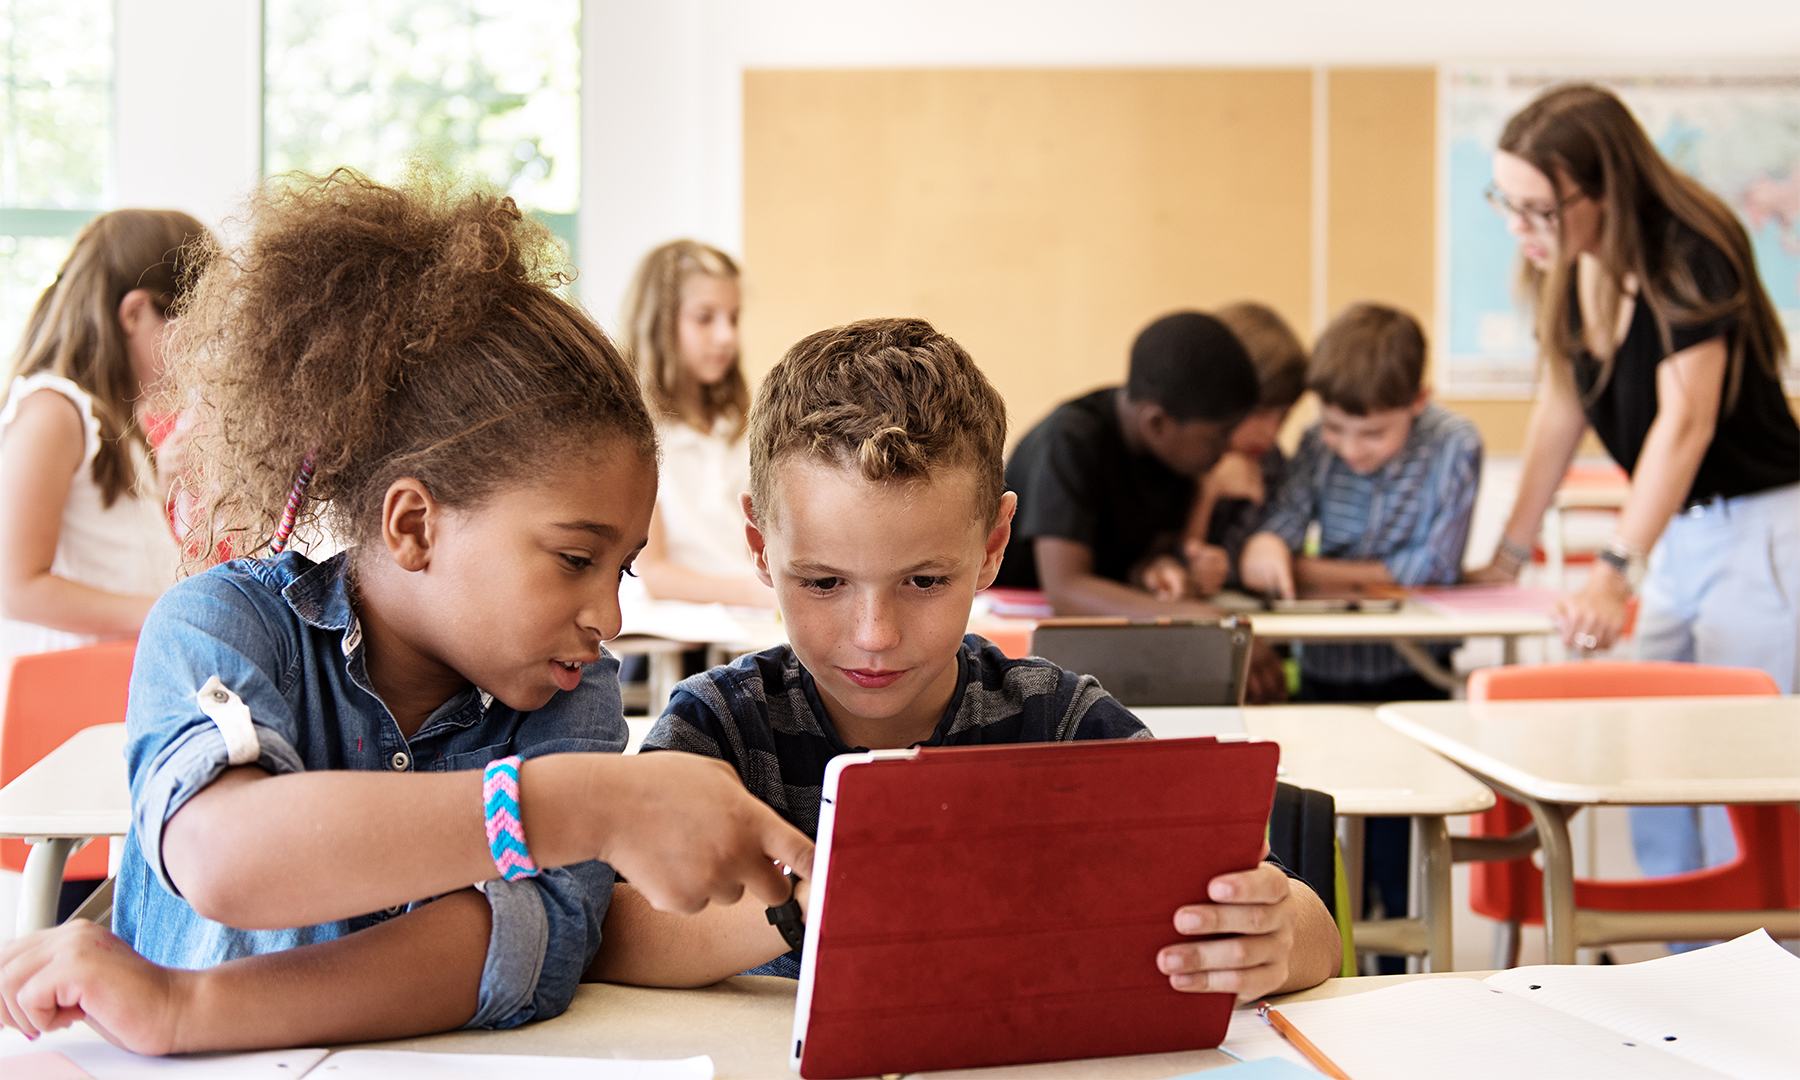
[1569, 222, 1799, 505]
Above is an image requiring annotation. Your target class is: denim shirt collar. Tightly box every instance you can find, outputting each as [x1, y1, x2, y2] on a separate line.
[275, 551, 490, 740]
[279, 551, 357, 632]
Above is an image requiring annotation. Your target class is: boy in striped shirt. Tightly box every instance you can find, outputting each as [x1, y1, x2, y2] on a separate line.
[1239, 303, 1483, 704]
[1238, 304, 1481, 969]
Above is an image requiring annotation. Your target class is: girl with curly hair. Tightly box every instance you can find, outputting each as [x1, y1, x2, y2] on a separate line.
[0, 172, 811, 1052]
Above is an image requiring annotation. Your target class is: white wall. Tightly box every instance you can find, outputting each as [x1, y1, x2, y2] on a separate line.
[577, 0, 1800, 323]
[109, 2, 1800, 320]
[115, 1, 262, 233]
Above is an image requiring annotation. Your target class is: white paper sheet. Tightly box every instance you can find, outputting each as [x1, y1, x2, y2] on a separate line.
[0, 1026, 326, 1078]
[1483, 930, 1800, 1080]
[1270, 978, 1733, 1079]
[1216, 1005, 1319, 1072]
[308, 1050, 714, 1079]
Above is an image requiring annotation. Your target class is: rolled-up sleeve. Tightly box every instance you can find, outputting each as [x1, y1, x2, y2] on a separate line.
[1383, 426, 1482, 586]
[467, 860, 615, 1029]
[466, 658, 625, 1028]
[126, 578, 308, 898]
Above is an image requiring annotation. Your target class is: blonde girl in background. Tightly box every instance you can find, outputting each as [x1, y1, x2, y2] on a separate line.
[623, 240, 773, 609]
[0, 210, 210, 657]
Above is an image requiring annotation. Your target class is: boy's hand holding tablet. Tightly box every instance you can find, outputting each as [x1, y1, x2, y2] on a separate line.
[1161, 842, 1337, 1000]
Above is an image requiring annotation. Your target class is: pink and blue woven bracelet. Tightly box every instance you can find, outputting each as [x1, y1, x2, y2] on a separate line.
[482, 755, 540, 881]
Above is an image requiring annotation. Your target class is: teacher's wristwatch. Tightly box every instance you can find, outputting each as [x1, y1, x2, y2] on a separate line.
[1595, 539, 1646, 591]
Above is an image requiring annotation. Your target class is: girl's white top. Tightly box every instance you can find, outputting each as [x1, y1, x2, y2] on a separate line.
[0, 374, 180, 657]
[654, 415, 756, 579]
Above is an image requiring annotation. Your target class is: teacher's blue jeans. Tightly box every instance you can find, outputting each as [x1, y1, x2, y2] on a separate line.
[1629, 482, 1799, 931]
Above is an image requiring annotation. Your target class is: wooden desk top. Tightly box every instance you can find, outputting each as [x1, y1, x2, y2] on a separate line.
[1378, 696, 1800, 805]
[337, 971, 1488, 1078]
[1138, 705, 1493, 816]
[1245, 606, 1554, 642]
[1243, 705, 1494, 817]
[0, 722, 128, 839]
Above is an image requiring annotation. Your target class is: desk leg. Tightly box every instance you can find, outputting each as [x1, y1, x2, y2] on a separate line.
[1521, 797, 1578, 964]
[1501, 635, 1519, 666]
[1413, 816, 1454, 972]
[1337, 816, 1364, 924]
[18, 837, 79, 937]
[648, 651, 682, 719]
[1392, 641, 1463, 694]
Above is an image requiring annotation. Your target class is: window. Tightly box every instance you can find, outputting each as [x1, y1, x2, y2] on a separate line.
[0, 0, 113, 353]
[262, 0, 579, 257]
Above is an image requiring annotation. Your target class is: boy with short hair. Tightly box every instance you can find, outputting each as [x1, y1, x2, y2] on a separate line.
[610, 317, 1341, 1000]
[1240, 303, 1483, 702]
[1237, 305, 1479, 969]
[994, 311, 1258, 614]
[1139, 302, 1311, 600]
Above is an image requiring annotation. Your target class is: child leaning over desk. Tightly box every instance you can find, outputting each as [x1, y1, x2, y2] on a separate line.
[0, 172, 811, 1053]
[592, 317, 1343, 1000]
[1237, 304, 1481, 974]
[1137, 301, 1311, 600]
[1239, 303, 1483, 704]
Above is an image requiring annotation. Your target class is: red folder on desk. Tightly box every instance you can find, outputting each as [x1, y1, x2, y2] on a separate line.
[791, 737, 1280, 1079]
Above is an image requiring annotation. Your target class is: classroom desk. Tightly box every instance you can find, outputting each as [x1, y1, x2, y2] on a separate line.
[1140, 706, 1495, 973]
[0, 970, 1490, 1077]
[1377, 695, 1800, 965]
[0, 722, 129, 938]
[330, 970, 1487, 1078]
[1245, 607, 1555, 691]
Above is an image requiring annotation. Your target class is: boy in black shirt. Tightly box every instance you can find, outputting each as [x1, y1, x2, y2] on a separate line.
[997, 311, 1258, 611]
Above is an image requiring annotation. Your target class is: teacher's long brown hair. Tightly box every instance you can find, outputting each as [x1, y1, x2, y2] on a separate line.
[1499, 83, 1786, 410]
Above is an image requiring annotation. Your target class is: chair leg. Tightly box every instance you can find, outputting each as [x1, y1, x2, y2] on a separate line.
[65, 877, 115, 927]
[1492, 919, 1522, 969]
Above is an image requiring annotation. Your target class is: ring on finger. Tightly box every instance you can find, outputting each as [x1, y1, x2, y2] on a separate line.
[1574, 632, 1598, 650]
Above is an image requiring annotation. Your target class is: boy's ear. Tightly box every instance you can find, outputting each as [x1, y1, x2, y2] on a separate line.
[741, 492, 775, 589]
[1138, 402, 1171, 441]
[1410, 386, 1432, 417]
[975, 491, 1018, 590]
[382, 478, 438, 572]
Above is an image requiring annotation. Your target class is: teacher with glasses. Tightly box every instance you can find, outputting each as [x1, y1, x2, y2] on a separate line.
[1467, 84, 1799, 882]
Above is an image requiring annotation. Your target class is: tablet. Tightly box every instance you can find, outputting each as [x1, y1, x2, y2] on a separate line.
[790, 736, 1280, 1079]
[1030, 617, 1253, 706]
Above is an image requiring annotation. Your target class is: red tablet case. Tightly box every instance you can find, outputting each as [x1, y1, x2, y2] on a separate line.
[793, 736, 1280, 1079]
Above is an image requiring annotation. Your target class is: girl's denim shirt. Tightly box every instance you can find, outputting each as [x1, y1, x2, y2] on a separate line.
[112, 551, 625, 1030]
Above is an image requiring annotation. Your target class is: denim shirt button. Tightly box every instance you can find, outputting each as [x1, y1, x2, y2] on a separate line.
[390, 751, 410, 771]
[384, 904, 404, 916]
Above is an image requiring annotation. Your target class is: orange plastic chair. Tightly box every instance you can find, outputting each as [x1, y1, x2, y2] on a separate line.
[0, 639, 137, 879]
[1466, 661, 1799, 955]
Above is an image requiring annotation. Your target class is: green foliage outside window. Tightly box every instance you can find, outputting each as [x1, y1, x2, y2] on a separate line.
[263, 0, 580, 258]
[0, 0, 111, 354]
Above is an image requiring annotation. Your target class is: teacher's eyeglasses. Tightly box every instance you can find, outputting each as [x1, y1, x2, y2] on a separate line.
[1483, 185, 1581, 234]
